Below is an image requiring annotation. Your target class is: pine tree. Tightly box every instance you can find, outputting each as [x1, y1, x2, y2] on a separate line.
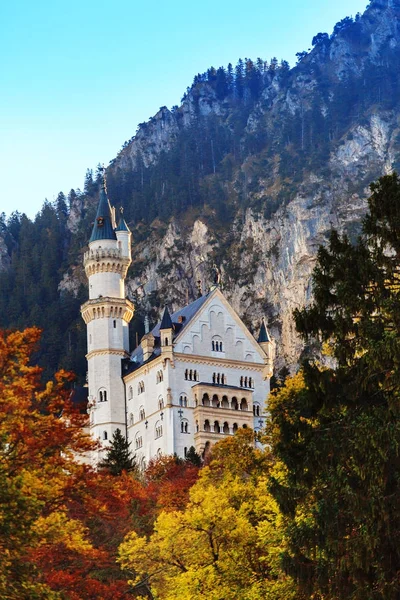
[268, 173, 400, 600]
[185, 446, 202, 467]
[99, 428, 137, 476]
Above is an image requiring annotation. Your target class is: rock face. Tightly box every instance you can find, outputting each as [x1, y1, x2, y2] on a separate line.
[101, 0, 400, 368]
[0, 235, 10, 272]
[3, 0, 400, 375]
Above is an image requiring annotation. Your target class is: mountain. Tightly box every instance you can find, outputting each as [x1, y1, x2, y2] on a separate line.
[1, 0, 400, 378]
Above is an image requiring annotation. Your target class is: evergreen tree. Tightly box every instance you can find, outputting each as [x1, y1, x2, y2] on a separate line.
[185, 446, 202, 467]
[268, 173, 400, 600]
[99, 428, 137, 476]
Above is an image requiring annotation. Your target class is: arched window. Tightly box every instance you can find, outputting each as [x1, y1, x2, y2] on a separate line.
[253, 403, 260, 417]
[240, 376, 243, 387]
[113, 320, 116, 328]
[103, 431, 108, 440]
[180, 395, 187, 408]
[129, 413, 134, 426]
[212, 336, 223, 352]
[103, 390, 107, 402]
[99, 391, 103, 402]
[158, 397, 164, 411]
[181, 419, 189, 434]
[244, 376, 248, 387]
[249, 377, 253, 388]
[221, 395, 229, 409]
[233, 423, 238, 433]
[99, 389, 107, 402]
[155, 421, 163, 439]
[203, 393, 210, 406]
[240, 398, 248, 411]
[212, 394, 219, 408]
[212, 373, 216, 384]
[165, 337, 169, 346]
[135, 432, 143, 449]
[232, 397, 239, 410]
[214, 420, 220, 433]
[139, 406, 145, 421]
[128, 386, 133, 399]
[223, 421, 229, 434]
[204, 420, 211, 432]
[193, 370, 197, 381]
[185, 369, 188, 380]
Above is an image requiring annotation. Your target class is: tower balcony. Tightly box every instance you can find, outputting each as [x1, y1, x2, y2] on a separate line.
[191, 383, 254, 456]
[81, 296, 134, 324]
[83, 247, 131, 278]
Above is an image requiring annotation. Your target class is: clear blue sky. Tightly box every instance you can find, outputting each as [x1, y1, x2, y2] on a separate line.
[0, 0, 368, 218]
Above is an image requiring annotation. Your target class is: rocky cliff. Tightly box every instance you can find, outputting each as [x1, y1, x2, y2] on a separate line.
[3, 0, 400, 376]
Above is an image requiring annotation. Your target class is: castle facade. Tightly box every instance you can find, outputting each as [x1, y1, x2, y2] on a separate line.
[81, 185, 273, 466]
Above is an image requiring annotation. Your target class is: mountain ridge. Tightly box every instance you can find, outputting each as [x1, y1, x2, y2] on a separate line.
[1, 0, 400, 376]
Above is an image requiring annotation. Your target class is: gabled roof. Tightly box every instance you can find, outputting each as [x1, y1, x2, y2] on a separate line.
[89, 184, 117, 243]
[127, 293, 210, 371]
[257, 320, 271, 343]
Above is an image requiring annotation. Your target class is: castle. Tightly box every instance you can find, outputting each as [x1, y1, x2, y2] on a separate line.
[81, 183, 274, 467]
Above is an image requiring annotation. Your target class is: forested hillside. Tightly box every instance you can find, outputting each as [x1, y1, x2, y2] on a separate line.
[1, 0, 400, 379]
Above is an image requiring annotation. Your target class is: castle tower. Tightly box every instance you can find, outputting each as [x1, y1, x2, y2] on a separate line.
[80, 182, 134, 456]
[257, 319, 274, 379]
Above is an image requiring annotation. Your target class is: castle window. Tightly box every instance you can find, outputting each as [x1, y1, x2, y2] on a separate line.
[240, 398, 248, 411]
[233, 423, 238, 433]
[138, 381, 145, 394]
[139, 406, 145, 421]
[129, 413, 134, 426]
[204, 419, 211, 432]
[156, 370, 163, 384]
[99, 389, 107, 402]
[165, 337, 169, 346]
[135, 432, 143, 449]
[253, 403, 261, 417]
[155, 421, 163, 439]
[181, 419, 189, 434]
[184, 447, 187, 457]
[103, 431, 108, 441]
[212, 337, 223, 352]
[113, 320, 116, 328]
[214, 420, 220, 433]
[128, 386, 133, 400]
[158, 397, 164, 411]
[223, 421, 229, 434]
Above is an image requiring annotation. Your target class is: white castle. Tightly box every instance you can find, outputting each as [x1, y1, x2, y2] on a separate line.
[81, 183, 274, 466]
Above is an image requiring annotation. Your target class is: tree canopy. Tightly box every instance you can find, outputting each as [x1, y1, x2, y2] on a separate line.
[267, 173, 400, 600]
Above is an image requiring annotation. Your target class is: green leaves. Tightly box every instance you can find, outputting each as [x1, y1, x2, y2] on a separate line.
[269, 174, 400, 599]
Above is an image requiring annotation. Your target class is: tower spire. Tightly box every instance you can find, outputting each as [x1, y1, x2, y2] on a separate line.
[89, 171, 116, 243]
[257, 318, 271, 343]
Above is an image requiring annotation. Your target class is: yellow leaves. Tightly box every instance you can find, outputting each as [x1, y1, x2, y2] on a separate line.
[119, 466, 296, 600]
[32, 511, 93, 553]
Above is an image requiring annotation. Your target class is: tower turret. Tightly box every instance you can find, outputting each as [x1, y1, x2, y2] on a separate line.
[115, 208, 131, 262]
[81, 179, 134, 459]
[257, 319, 274, 379]
[159, 306, 174, 365]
